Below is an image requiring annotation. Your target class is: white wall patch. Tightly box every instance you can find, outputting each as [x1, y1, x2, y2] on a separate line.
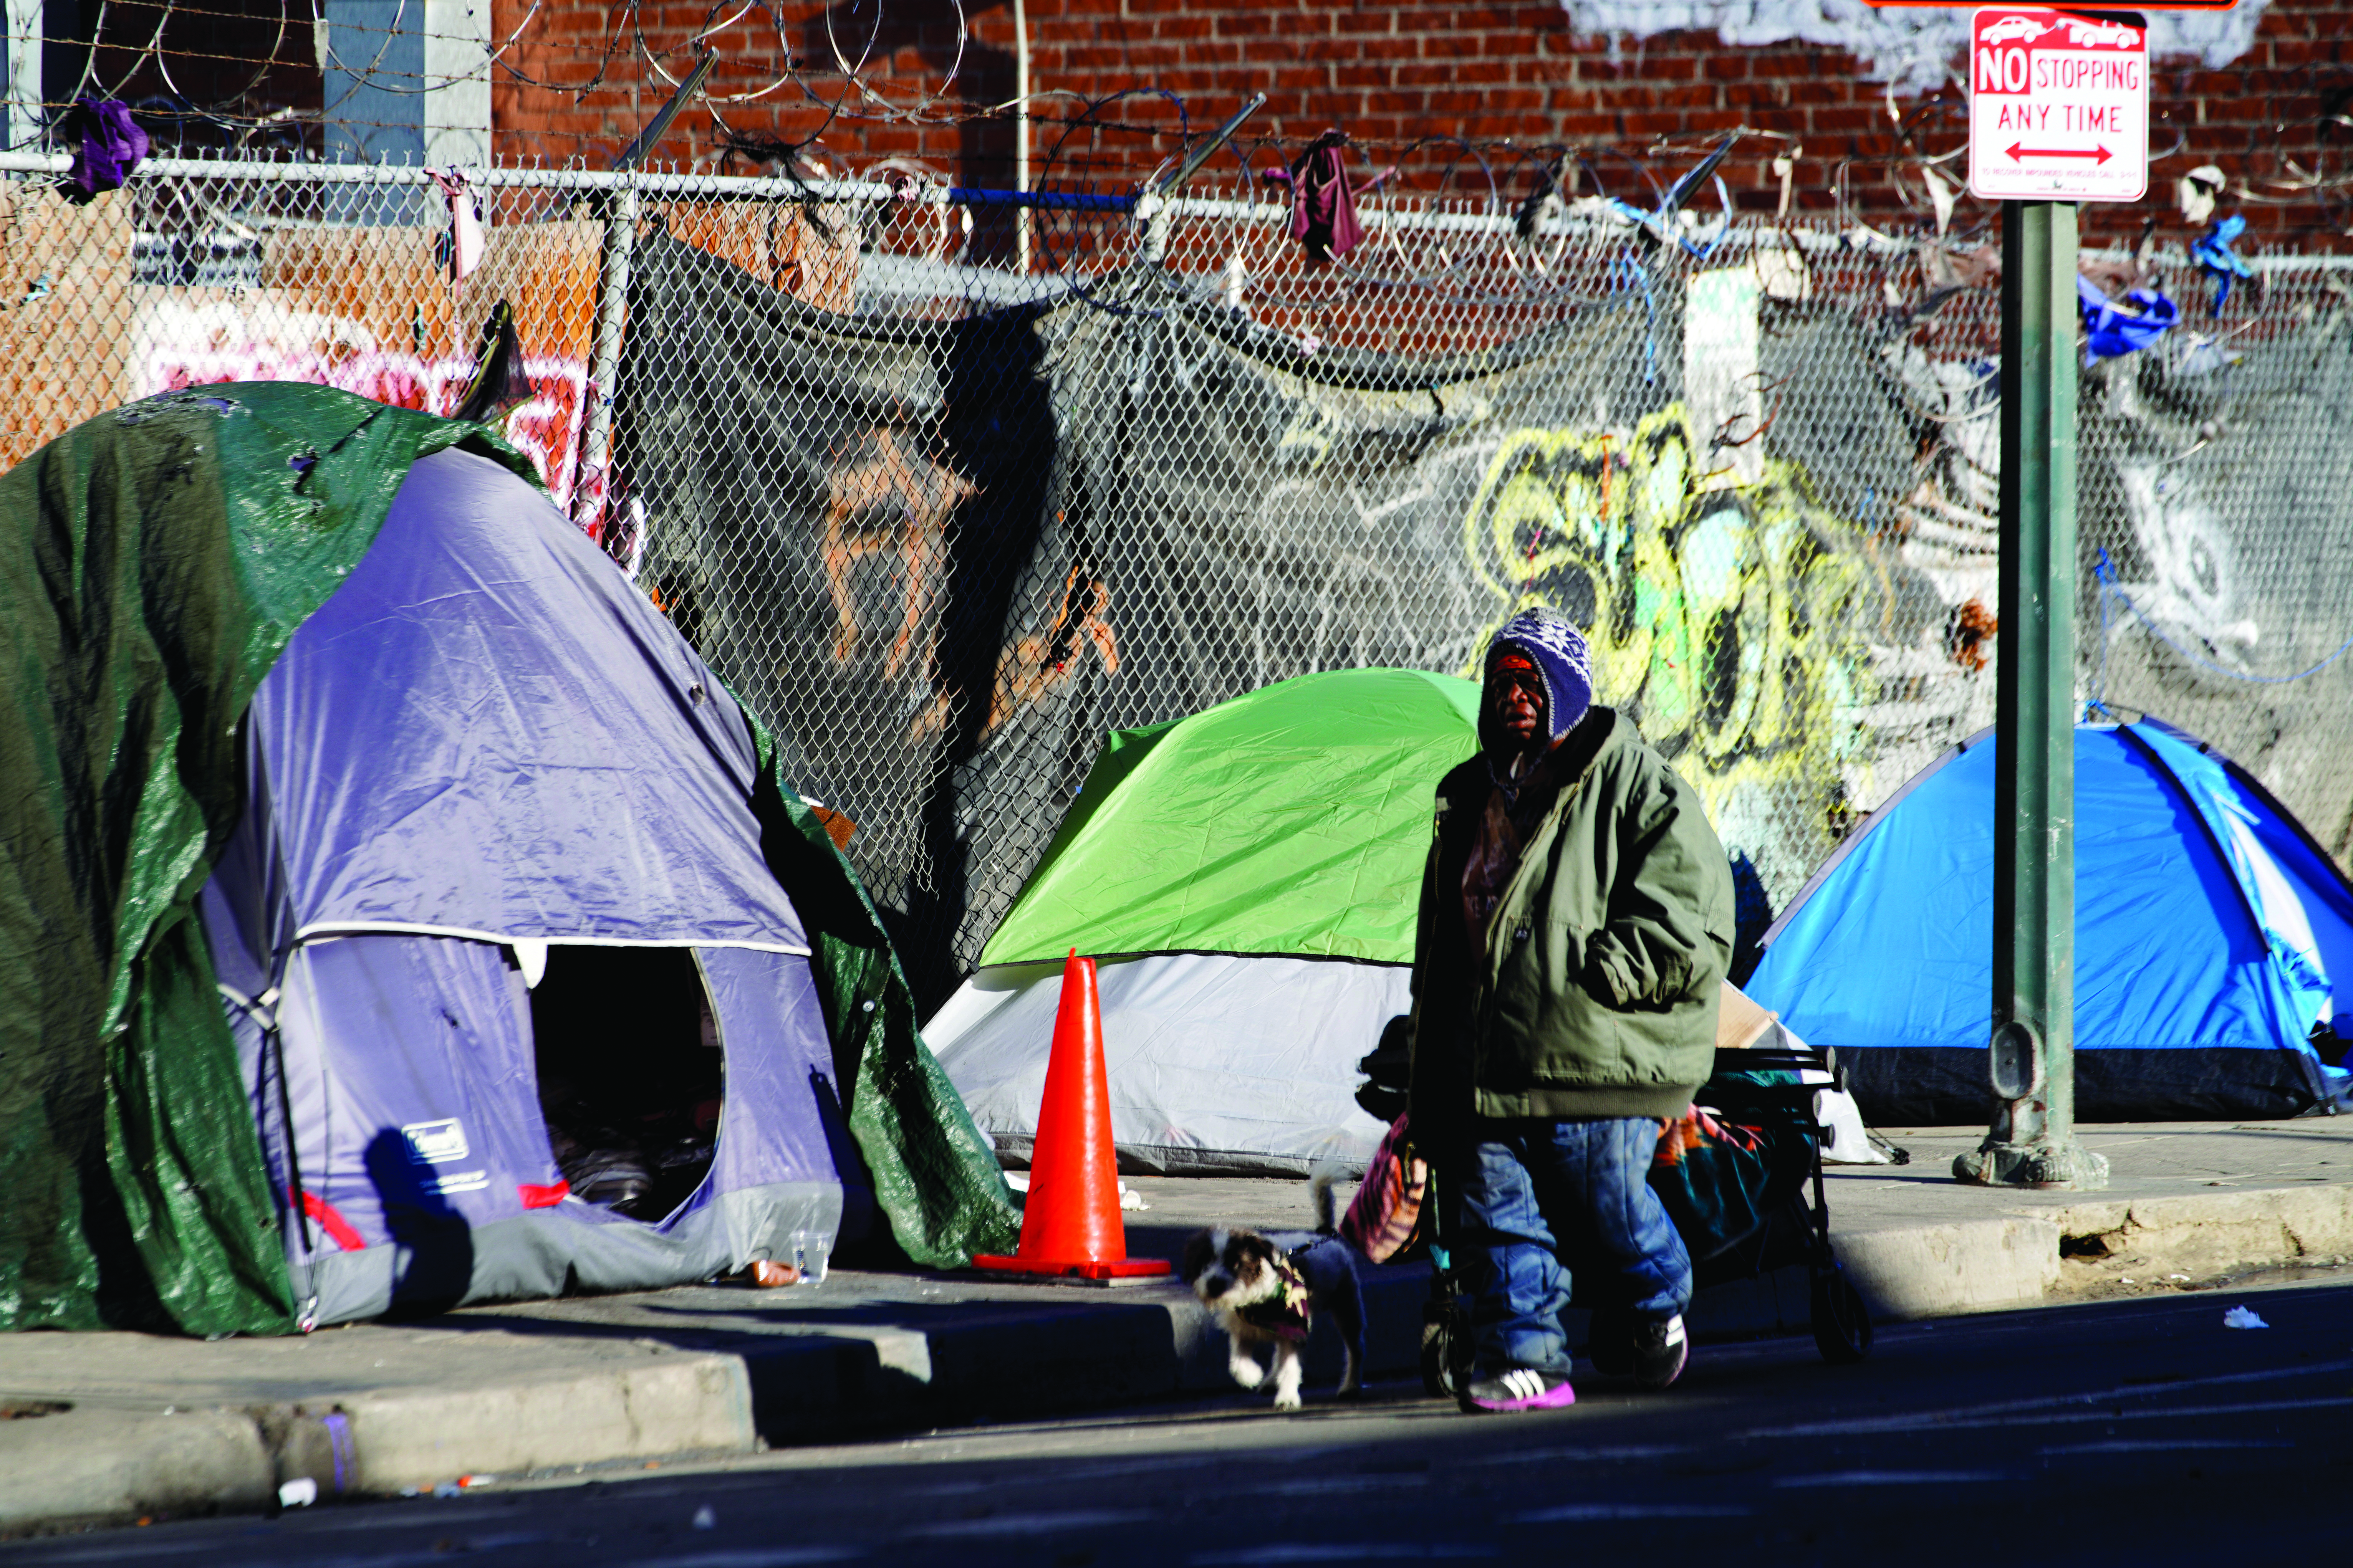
[1557, 2, 2268, 94]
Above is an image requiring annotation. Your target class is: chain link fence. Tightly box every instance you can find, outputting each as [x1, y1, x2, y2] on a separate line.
[6, 152, 2350, 1010]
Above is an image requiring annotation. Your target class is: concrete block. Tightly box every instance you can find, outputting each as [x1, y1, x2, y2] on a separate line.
[1686, 1263, 1813, 1340]
[736, 1336, 861, 1442]
[1169, 1292, 1240, 1391]
[919, 1302, 1181, 1417]
[336, 1351, 755, 1490]
[2043, 1186, 2353, 1279]
[0, 1405, 274, 1533]
[1290, 1265, 1429, 1388]
[1835, 1216, 2062, 1320]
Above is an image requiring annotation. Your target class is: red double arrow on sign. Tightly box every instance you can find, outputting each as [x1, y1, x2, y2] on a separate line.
[2006, 143, 2115, 164]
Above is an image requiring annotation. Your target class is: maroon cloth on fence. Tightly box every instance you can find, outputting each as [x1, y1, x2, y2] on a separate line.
[1268, 132, 1363, 263]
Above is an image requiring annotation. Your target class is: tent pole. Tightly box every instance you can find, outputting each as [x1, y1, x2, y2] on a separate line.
[1956, 200, 2107, 1191]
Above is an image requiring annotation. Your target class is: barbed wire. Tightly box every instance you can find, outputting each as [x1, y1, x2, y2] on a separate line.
[7, 0, 2349, 251]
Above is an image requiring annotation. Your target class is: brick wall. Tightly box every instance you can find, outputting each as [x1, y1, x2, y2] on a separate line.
[490, 0, 2353, 255]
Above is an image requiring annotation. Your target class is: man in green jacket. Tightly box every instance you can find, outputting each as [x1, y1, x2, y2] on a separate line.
[1408, 607, 1734, 1413]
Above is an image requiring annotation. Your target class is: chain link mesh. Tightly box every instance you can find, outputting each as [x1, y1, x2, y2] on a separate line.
[8, 159, 2350, 1008]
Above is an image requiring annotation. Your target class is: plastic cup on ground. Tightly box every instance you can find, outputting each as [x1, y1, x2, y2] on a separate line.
[791, 1228, 829, 1285]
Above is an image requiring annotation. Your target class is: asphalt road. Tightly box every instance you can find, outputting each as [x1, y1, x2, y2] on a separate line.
[10, 1276, 2350, 1568]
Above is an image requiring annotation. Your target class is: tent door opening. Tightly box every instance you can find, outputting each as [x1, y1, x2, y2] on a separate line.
[524, 944, 724, 1222]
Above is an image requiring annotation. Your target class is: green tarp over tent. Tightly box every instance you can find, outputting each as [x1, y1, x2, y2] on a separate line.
[980, 667, 1482, 968]
[0, 384, 1015, 1335]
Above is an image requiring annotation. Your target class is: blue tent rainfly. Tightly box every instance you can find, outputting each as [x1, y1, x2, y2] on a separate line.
[1745, 720, 2353, 1124]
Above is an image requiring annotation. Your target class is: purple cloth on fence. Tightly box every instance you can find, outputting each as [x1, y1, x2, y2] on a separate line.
[67, 99, 147, 201]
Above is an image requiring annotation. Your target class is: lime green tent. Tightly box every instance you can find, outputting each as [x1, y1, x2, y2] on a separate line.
[931, 668, 1480, 1175]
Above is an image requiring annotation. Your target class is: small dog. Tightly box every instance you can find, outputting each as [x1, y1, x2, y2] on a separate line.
[1181, 1183, 1368, 1411]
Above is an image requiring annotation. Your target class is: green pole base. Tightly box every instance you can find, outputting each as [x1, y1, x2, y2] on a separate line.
[1952, 1140, 2111, 1190]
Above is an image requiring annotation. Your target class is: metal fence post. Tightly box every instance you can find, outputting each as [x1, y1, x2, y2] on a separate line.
[571, 182, 641, 533]
[1956, 199, 2109, 1192]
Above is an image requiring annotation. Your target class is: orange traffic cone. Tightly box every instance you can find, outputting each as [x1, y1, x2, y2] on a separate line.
[971, 950, 1171, 1282]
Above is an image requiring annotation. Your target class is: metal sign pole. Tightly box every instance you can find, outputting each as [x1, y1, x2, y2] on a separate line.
[1956, 197, 2108, 1191]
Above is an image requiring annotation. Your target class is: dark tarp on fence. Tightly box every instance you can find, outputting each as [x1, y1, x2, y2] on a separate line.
[614, 228, 2353, 1068]
[614, 232, 1903, 1006]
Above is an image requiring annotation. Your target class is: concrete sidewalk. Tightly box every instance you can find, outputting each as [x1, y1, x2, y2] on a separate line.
[4, 1119, 2349, 1536]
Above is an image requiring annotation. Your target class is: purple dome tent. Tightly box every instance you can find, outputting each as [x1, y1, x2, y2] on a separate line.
[3, 386, 1012, 1337]
[196, 447, 868, 1325]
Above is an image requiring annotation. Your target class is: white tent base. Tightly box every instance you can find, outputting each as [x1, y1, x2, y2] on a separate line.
[927, 952, 1403, 1178]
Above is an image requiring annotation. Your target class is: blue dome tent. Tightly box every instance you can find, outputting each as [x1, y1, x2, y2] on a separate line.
[1746, 720, 2353, 1124]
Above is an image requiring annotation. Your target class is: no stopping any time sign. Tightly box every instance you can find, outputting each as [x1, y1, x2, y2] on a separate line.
[1967, 7, 2149, 202]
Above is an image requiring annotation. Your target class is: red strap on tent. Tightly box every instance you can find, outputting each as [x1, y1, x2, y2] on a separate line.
[293, 1188, 367, 1252]
[517, 1180, 569, 1209]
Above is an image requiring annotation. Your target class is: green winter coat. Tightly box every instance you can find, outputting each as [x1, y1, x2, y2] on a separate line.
[1406, 709, 1735, 1123]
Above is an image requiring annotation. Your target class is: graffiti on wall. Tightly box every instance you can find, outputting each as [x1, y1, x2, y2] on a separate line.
[907, 561, 1121, 746]
[1460, 405, 1896, 896]
[821, 426, 979, 678]
[132, 300, 588, 505]
[1558, 1, 2267, 92]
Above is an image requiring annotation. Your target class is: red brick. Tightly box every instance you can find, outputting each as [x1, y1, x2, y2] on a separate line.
[1725, 82, 1799, 112]
[1805, 106, 1882, 135]
[1649, 84, 1722, 111]
[1617, 110, 1690, 137]
[1458, 114, 1537, 139]
[1430, 7, 1521, 31]
[1544, 109, 1616, 135]
[1677, 108, 1746, 135]
[1350, 33, 1421, 61]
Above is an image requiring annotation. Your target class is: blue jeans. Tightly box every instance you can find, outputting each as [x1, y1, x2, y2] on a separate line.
[1453, 1117, 1692, 1377]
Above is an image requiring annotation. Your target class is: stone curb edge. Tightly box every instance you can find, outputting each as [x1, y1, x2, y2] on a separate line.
[5, 1183, 2348, 1537]
[0, 1353, 755, 1537]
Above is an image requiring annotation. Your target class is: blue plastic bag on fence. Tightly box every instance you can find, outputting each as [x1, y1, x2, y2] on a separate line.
[2192, 215, 2256, 314]
[2078, 275, 2179, 364]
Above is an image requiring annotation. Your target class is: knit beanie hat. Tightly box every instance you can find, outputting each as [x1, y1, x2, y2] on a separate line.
[1482, 607, 1594, 751]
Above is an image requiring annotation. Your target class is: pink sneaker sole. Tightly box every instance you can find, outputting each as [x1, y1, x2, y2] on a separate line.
[1465, 1377, 1577, 1413]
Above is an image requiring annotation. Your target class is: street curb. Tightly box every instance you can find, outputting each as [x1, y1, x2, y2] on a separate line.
[5, 1182, 2348, 1538]
[1840, 1216, 2063, 1319]
[312, 1352, 756, 1492]
[2040, 1185, 2353, 1278]
[0, 1354, 756, 1538]
[0, 1407, 274, 1535]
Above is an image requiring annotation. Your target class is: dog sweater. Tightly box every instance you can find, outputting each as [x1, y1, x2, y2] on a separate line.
[1233, 1254, 1313, 1343]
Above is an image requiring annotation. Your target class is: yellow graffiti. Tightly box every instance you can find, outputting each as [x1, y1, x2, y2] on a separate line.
[1461, 405, 1884, 861]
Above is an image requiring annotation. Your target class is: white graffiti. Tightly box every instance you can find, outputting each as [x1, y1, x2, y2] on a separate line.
[1557, 2, 2269, 92]
[2118, 463, 2260, 663]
